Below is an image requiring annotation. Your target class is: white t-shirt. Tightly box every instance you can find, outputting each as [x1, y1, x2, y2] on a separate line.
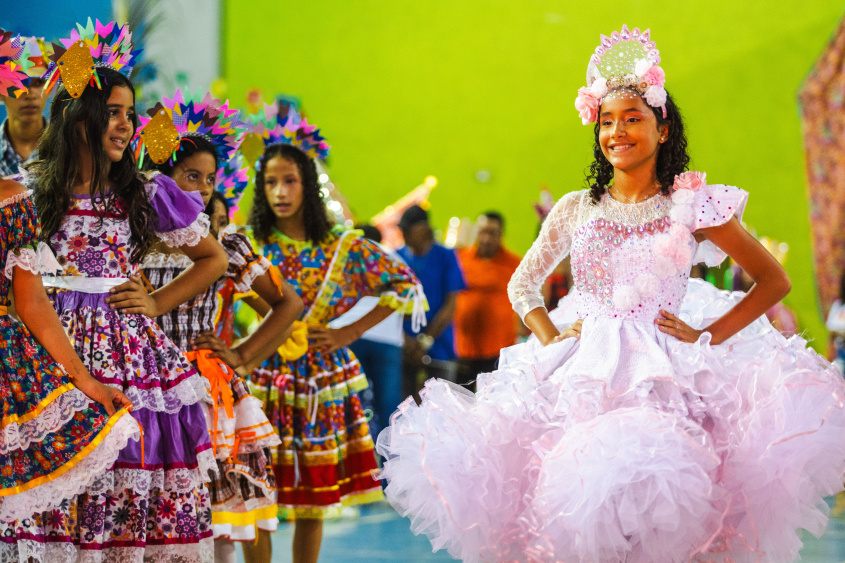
[330, 296, 404, 347]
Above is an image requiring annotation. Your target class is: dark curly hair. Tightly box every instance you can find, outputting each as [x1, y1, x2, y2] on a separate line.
[585, 89, 690, 204]
[249, 143, 333, 246]
[29, 67, 157, 263]
[147, 134, 219, 178]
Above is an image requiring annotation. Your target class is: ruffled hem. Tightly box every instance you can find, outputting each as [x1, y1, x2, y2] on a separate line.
[0, 409, 140, 521]
[141, 251, 193, 269]
[212, 516, 278, 542]
[155, 213, 210, 248]
[74, 538, 215, 563]
[278, 488, 385, 520]
[87, 447, 217, 494]
[232, 257, 271, 293]
[204, 395, 281, 460]
[0, 386, 90, 455]
[379, 279, 845, 562]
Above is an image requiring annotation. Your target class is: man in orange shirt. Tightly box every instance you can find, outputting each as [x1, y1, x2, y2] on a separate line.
[455, 212, 522, 385]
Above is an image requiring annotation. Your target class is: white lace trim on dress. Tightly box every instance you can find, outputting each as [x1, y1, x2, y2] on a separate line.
[0, 412, 139, 521]
[0, 387, 91, 455]
[155, 213, 210, 248]
[4, 242, 64, 280]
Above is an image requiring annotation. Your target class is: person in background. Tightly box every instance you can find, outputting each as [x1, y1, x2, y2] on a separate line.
[397, 205, 466, 397]
[454, 211, 521, 385]
[330, 224, 405, 438]
[0, 37, 50, 176]
[827, 272, 845, 375]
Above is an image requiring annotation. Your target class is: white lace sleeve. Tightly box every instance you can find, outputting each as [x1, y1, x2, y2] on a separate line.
[4, 242, 64, 280]
[508, 190, 586, 321]
[155, 213, 211, 248]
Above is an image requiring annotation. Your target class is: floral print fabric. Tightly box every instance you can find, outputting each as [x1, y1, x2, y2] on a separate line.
[251, 227, 421, 519]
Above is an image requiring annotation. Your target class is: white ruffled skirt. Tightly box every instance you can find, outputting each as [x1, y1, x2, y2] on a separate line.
[377, 279, 845, 562]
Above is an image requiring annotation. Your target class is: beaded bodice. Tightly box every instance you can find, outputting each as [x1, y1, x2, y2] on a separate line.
[507, 180, 748, 324]
[568, 193, 688, 321]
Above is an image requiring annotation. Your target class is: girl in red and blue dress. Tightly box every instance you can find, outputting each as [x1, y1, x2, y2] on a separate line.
[2, 23, 229, 563]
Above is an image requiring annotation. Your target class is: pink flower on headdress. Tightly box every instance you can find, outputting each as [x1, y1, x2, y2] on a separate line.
[589, 77, 608, 100]
[643, 85, 667, 108]
[673, 171, 707, 192]
[642, 65, 665, 87]
[575, 87, 600, 125]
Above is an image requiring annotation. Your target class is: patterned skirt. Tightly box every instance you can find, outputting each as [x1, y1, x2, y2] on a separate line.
[250, 345, 383, 520]
[197, 366, 280, 541]
[0, 315, 139, 520]
[0, 290, 215, 563]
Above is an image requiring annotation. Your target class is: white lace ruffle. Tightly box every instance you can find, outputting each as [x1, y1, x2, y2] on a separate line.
[141, 251, 194, 269]
[86, 447, 217, 496]
[76, 537, 214, 563]
[3, 242, 64, 280]
[121, 373, 210, 414]
[232, 257, 271, 293]
[155, 213, 210, 248]
[0, 412, 139, 521]
[0, 540, 78, 563]
[210, 480, 276, 515]
[0, 387, 91, 455]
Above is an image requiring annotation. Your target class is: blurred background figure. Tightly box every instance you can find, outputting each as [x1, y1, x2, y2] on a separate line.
[827, 273, 845, 376]
[330, 224, 405, 438]
[397, 205, 466, 398]
[454, 211, 521, 386]
[0, 37, 50, 175]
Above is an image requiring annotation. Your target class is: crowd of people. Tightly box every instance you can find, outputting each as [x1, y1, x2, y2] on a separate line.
[1, 17, 845, 563]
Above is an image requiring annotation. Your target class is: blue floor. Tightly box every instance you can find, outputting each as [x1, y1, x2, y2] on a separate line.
[236, 500, 845, 562]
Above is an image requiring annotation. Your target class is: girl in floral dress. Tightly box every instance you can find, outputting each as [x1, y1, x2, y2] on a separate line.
[137, 92, 303, 563]
[2, 22, 229, 563]
[0, 39, 139, 557]
[378, 26, 845, 563]
[246, 105, 425, 563]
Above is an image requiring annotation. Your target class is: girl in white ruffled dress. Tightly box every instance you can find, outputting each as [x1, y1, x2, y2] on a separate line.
[378, 25, 845, 563]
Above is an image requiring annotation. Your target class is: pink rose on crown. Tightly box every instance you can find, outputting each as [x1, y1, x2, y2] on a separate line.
[575, 88, 600, 125]
[673, 171, 707, 192]
[642, 65, 665, 87]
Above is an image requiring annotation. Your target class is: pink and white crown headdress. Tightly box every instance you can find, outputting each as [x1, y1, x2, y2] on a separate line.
[575, 25, 666, 125]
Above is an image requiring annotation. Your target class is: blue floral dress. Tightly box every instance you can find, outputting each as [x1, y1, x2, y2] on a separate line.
[0, 172, 216, 563]
[0, 189, 139, 561]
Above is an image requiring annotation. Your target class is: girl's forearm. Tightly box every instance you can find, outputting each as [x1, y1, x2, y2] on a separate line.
[14, 277, 90, 380]
[152, 239, 228, 315]
[233, 277, 304, 368]
[524, 307, 560, 346]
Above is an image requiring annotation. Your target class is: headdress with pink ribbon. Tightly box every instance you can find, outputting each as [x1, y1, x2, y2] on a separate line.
[575, 25, 666, 125]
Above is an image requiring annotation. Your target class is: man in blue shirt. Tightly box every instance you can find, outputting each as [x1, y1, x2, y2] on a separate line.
[397, 205, 466, 398]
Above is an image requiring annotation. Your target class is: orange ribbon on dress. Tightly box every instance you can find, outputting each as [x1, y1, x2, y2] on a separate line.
[134, 418, 145, 468]
[185, 349, 235, 454]
[227, 431, 257, 465]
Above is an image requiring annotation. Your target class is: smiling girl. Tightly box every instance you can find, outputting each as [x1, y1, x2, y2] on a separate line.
[2, 22, 228, 563]
[378, 26, 845, 562]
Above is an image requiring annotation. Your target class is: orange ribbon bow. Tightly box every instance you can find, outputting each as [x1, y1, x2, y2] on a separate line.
[185, 349, 235, 455]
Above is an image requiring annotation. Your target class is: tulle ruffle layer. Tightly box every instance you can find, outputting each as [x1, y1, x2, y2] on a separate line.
[378, 280, 845, 562]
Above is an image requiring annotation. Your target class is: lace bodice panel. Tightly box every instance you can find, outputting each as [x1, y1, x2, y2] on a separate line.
[508, 181, 748, 323]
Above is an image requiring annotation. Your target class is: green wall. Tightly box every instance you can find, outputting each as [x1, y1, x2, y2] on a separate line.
[224, 0, 844, 347]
